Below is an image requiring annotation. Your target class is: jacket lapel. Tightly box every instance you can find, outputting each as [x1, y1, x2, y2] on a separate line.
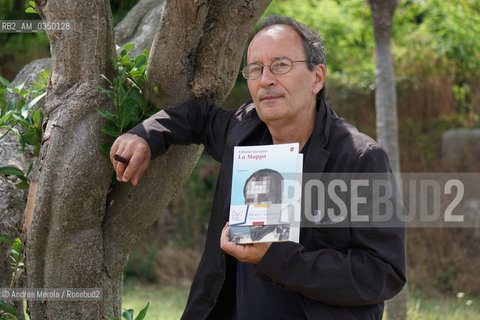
[303, 99, 331, 173]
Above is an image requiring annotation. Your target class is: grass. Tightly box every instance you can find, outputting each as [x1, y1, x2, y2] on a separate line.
[122, 282, 479, 320]
[406, 291, 479, 320]
[122, 280, 189, 320]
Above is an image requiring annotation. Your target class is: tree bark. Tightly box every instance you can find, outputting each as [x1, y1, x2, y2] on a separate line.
[368, 0, 400, 173]
[367, 1, 407, 320]
[114, 0, 164, 57]
[26, 0, 116, 319]
[25, 0, 270, 319]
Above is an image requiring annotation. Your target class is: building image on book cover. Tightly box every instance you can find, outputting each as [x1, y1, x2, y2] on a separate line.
[229, 143, 302, 244]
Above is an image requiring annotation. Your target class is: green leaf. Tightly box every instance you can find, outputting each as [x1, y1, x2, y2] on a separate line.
[7, 97, 17, 111]
[101, 74, 113, 86]
[14, 81, 25, 93]
[32, 109, 43, 126]
[15, 180, 30, 189]
[12, 113, 30, 127]
[20, 134, 34, 147]
[96, 108, 117, 123]
[0, 300, 19, 316]
[143, 49, 150, 59]
[0, 166, 25, 178]
[0, 234, 13, 244]
[129, 90, 144, 111]
[25, 7, 38, 13]
[13, 238, 23, 255]
[0, 75, 11, 88]
[101, 142, 113, 155]
[134, 55, 147, 68]
[118, 68, 127, 81]
[98, 87, 113, 100]
[22, 92, 46, 115]
[102, 123, 121, 137]
[122, 308, 134, 320]
[17, 99, 26, 112]
[135, 302, 149, 320]
[11, 249, 20, 261]
[123, 43, 135, 52]
[10, 127, 22, 145]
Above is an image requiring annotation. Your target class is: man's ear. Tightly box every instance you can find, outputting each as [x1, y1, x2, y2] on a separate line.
[312, 64, 326, 95]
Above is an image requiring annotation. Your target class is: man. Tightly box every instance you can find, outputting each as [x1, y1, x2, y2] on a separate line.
[111, 15, 406, 320]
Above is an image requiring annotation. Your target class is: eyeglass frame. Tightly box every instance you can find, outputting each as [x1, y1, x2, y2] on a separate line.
[241, 58, 312, 80]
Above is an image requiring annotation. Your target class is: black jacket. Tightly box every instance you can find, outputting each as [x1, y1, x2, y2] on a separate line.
[130, 98, 406, 320]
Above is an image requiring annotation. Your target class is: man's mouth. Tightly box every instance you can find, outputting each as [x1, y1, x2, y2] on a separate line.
[260, 95, 282, 102]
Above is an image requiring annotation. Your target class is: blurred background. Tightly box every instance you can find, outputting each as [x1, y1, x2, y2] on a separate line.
[1, 0, 479, 318]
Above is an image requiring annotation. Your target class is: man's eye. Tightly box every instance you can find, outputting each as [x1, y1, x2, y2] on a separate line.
[272, 61, 291, 72]
[275, 61, 289, 67]
[249, 65, 262, 73]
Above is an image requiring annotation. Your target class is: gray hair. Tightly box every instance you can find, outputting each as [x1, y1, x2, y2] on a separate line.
[244, 15, 327, 101]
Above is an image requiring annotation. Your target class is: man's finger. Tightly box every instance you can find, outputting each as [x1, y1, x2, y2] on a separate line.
[131, 158, 150, 186]
[121, 153, 142, 182]
[220, 223, 247, 258]
[110, 138, 122, 164]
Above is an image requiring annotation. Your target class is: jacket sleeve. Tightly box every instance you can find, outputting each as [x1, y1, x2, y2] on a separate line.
[254, 146, 406, 307]
[128, 99, 236, 161]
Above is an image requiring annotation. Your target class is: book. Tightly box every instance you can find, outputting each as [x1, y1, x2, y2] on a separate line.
[229, 143, 303, 244]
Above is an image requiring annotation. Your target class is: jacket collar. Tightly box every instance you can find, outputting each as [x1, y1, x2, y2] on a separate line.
[303, 99, 331, 173]
[246, 98, 332, 172]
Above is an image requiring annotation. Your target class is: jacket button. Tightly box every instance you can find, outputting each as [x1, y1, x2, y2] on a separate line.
[205, 297, 214, 307]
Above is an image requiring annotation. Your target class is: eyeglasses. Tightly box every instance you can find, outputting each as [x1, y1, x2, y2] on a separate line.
[241, 58, 311, 80]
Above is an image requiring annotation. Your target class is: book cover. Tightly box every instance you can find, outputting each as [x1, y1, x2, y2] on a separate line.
[229, 143, 303, 244]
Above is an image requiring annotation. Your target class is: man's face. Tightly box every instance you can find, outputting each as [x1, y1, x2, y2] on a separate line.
[246, 25, 325, 126]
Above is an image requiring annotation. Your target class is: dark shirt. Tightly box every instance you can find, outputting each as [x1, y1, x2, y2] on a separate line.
[234, 139, 311, 320]
[235, 262, 307, 320]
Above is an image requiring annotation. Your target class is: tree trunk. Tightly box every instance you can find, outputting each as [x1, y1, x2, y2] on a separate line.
[26, 1, 116, 319]
[367, 1, 407, 320]
[25, 1, 270, 319]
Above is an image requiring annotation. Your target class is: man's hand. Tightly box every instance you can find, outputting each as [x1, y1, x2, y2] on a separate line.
[110, 133, 151, 186]
[220, 222, 271, 265]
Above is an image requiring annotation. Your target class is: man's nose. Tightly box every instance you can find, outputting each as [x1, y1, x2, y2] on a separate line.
[259, 66, 277, 87]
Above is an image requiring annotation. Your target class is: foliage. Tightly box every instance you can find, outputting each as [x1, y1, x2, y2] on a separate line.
[97, 43, 158, 155]
[124, 241, 160, 282]
[264, 0, 375, 91]
[110, 0, 139, 25]
[0, 167, 29, 190]
[0, 234, 25, 320]
[406, 0, 480, 79]
[265, 0, 480, 113]
[434, 112, 480, 130]
[0, 0, 50, 81]
[168, 154, 218, 248]
[106, 302, 150, 320]
[24, 1, 36, 14]
[0, 70, 49, 188]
